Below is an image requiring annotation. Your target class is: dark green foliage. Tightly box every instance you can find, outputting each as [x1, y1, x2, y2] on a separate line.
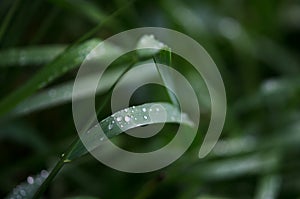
[0, 0, 300, 199]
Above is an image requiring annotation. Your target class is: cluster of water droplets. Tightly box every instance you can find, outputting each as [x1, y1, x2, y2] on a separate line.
[5, 170, 49, 199]
[82, 103, 193, 146]
[104, 104, 162, 132]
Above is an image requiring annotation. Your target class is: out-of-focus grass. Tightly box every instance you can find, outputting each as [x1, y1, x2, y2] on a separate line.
[0, 0, 300, 198]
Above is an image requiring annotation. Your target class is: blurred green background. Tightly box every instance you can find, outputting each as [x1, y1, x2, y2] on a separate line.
[0, 0, 300, 198]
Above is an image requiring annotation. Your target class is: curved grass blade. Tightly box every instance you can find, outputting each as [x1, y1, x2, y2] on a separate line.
[8, 68, 124, 117]
[6, 35, 170, 118]
[0, 39, 100, 117]
[0, 45, 66, 67]
[68, 102, 194, 161]
[32, 102, 194, 199]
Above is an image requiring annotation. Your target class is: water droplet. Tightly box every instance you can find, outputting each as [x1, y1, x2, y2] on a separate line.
[20, 190, 26, 196]
[149, 108, 153, 111]
[116, 116, 122, 122]
[142, 108, 147, 112]
[132, 106, 136, 109]
[41, 170, 49, 178]
[144, 116, 148, 120]
[108, 123, 113, 130]
[134, 118, 137, 120]
[120, 125, 124, 128]
[100, 137, 104, 141]
[27, 176, 34, 184]
[124, 115, 131, 122]
[156, 108, 160, 111]
[112, 121, 115, 124]
[125, 108, 128, 112]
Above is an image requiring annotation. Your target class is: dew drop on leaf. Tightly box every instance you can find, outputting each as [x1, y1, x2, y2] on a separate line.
[116, 116, 122, 122]
[124, 115, 131, 122]
[27, 176, 34, 184]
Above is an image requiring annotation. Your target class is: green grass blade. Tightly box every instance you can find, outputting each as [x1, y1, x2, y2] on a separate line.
[5, 35, 170, 118]
[0, 39, 100, 117]
[190, 152, 279, 180]
[8, 68, 123, 117]
[154, 48, 180, 108]
[0, 45, 66, 67]
[67, 102, 194, 161]
[31, 102, 193, 199]
[136, 34, 179, 107]
[0, 0, 21, 43]
[255, 174, 281, 199]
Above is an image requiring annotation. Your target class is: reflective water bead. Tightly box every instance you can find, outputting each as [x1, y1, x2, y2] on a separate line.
[124, 115, 131, 122]
[116, 116, 122, 122]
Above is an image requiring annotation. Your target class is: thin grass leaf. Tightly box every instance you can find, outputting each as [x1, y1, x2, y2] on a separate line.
[67, 102, 194, 161]
[234, 76, 300, 113]
[0, 0, 21, 43]
[0, 39, 100, 116]
[154, 47, 180, 108]
[31, 102, 194, 199]
[255, 174, 281, 199]
[8, 68, 124, 117]
[136, 34, 179, 107]
[29, 7, 60, 44]
[0, 45, 66, 67]
[5, 35, 170, 118]
[211, 119, 300, 158]
[2, 0, 42, 47]
[189, 152, 279, 181]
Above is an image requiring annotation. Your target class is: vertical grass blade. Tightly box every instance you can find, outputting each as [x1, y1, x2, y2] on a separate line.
[0, 0, 21, 43]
